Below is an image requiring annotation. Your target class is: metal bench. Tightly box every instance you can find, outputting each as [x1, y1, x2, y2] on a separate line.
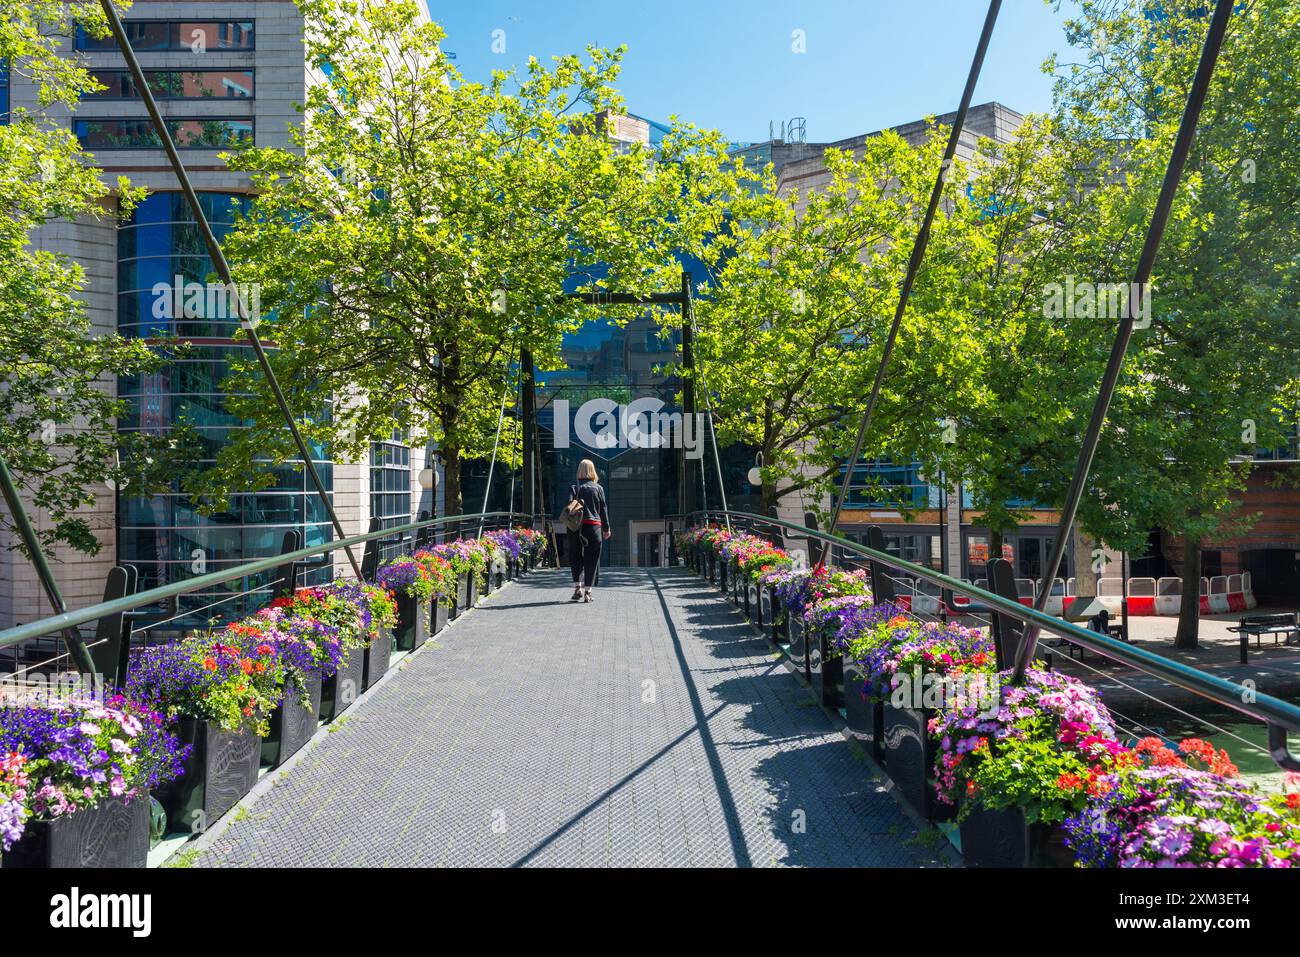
[1228, 613, 1300, 665]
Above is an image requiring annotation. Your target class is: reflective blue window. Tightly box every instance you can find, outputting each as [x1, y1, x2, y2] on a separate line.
[118, 192, 332, 624]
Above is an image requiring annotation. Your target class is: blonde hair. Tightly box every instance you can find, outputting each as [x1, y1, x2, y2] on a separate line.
[577, 459, 598, 482]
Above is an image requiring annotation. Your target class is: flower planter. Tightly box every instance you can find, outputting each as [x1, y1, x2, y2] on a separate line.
[842, 660, 885, 763]
[747, 583, 762, 627]
[320, 645, 365, 723]
[453, 572, 474, 618]
[431, 597, 449, 636]
[262, 673, 322, 767]
[959, 807, 1073, 868]
[809, 628, 844, 709]
[759, 585, 775, 638]
[156, 719, 260, 834]
[716, 555, 726, 591]
[481, 567, 493, 597]
[394, 591, 430, 651]
[1, 794, 150, 869]
[363, 626, 392, 690]
[730, 563, 743, 605]
[881, 704, 951, 822]
[788, 615, 809, 679]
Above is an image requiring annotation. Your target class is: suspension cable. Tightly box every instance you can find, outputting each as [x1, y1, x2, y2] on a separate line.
[1015, 0, 1238, 681]
[822, 0, 1004, 560]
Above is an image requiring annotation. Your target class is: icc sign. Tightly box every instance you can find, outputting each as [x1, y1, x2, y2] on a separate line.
[552, 398, 704, 460]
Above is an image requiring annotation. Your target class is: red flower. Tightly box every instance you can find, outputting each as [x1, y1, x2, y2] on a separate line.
[1056, 773, 1085, 792]
[203, 657, 217, 671]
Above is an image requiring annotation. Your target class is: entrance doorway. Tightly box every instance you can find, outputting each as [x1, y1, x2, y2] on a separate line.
[1243, 549, 1300, 605]
[630, 520, 667, 567]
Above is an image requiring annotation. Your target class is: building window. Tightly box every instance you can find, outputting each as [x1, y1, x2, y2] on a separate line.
[75, 20, 255, 52]
[74, 117, 253, 150]
[118, 192, 250, 340]
[839, 458, 929, 509]
[371, 432, 412, 562]
[0, 60, 9, 123]
[85, 69, 254, 100]
[117, 192, 332, 625]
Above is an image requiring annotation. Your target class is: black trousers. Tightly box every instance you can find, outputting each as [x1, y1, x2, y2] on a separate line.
[569, 524, 602, 587]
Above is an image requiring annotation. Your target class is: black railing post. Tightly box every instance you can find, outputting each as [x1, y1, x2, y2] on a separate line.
[89, 565, 131, 688]
[865, 525, 898, 603]
[360, 517, 381, 582]
[985, 558, 1023, 670]
[274, 529, 303, 596]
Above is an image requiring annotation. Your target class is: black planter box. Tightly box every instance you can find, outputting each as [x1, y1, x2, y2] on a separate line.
[759, 585, 774, 637]
[708, 551, 719, 584]
[788, 615, 809, 679]
[730, 563, 743, 604]
[717, 556, 727, 591]
[320, 645, 365, 722]
[364, 627, 392, 690]
[453, 572, 473, 617]
[747, 583, 762, 627]
[431, 597, 449, 636]
[1, 794, 149, 868]
[262, 673, 322, 767]
[157, 719, 259, 834]
[959, 807, 1073, 868]
[481, 566, 493, 597]
[394, 591, 430, 651]
[809, 629, 845, 709]
[882, 704, 952, 822]
[843, 660, 885, 763]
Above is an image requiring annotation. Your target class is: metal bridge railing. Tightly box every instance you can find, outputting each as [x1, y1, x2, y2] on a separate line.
[0, 511, 547, 688]
[685, 509, 1300, 772]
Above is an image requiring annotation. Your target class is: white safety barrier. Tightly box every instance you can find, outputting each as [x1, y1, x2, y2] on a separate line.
[1040, 578, 1067, 616]
[1208, 575, 1230, 614]
[1243, 571, 1258, 610]
[1155, 577, 1182, 616]
[1098, 577, 1126, 616]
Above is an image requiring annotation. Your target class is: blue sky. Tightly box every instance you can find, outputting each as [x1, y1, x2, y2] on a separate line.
[426, 0, 1081, 143]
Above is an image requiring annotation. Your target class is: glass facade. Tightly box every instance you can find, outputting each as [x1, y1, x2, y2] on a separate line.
[370, 432, 412, 562]
[85, 69, 255, 100]
[117, 192, 333, 624]
[74, 117, 253, 150]
[531, 315, 684, 567]
[0, 60, 8, 122]
[76, 20, 255, 52]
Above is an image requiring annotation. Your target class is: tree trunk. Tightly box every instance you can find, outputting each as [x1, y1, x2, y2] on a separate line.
[1174, 537, 1201, 649]
[442, 445, 462, 530]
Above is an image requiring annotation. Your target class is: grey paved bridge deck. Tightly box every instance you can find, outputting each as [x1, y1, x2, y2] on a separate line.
[194, 568, 943, 867]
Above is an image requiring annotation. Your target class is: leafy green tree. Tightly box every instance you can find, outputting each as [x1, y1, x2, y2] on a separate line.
[0, 0, 166, 556]
[691, 132, 947, 513]
[1047, 0, 1300, 646]
[203, 0, 746, 514]
[889, 116, 1123, 561]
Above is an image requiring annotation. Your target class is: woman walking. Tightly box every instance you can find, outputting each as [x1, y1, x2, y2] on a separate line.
[567, 459, 610, 603]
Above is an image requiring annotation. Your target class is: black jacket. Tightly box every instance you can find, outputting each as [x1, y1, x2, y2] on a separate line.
[569, 480, 610, 529]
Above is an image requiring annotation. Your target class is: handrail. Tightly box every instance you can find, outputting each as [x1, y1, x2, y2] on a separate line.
[0, 511, 538, 650]
[689, 509, 1300, 747]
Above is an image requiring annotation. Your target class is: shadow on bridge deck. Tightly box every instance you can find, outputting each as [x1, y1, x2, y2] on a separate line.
[192, 568, 946, 868]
